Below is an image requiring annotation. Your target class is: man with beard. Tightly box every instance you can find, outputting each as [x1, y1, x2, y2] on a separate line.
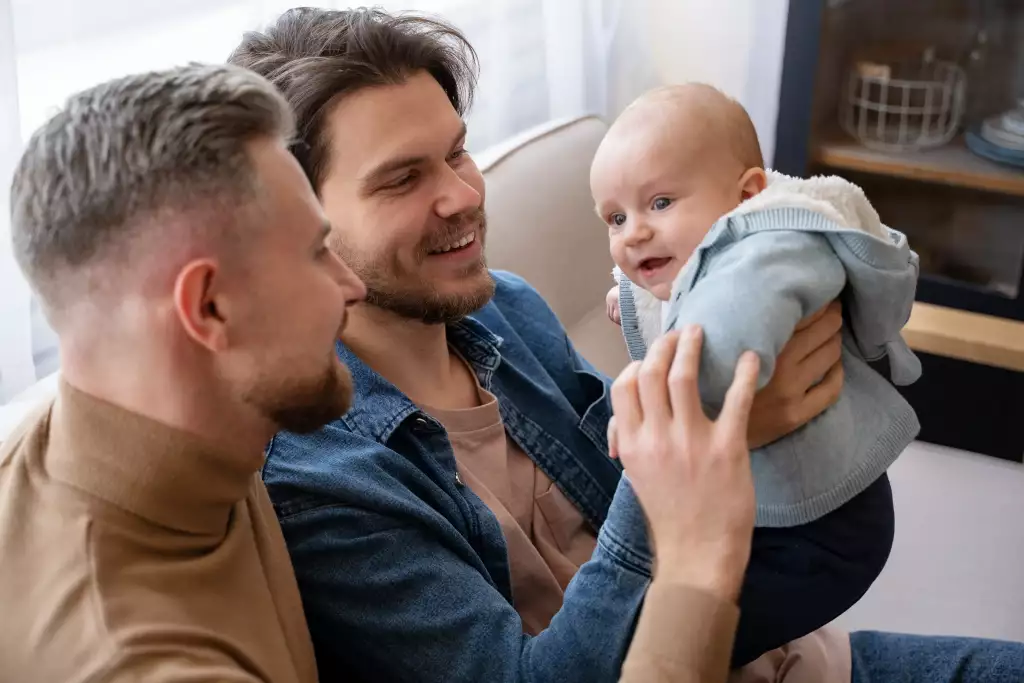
[231, 8, 1024, 683]
[0, 64, 366, 681]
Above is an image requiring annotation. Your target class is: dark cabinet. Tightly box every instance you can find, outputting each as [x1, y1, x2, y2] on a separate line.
[775, 0, 1024, 462]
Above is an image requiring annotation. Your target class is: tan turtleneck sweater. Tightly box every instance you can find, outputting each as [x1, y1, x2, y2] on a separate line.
[0, 382, 317, 683]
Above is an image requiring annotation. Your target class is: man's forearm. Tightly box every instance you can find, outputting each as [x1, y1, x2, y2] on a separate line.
[619, 581, 739, 683]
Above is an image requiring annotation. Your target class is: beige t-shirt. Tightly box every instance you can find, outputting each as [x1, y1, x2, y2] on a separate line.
[422, 382, 598, 635]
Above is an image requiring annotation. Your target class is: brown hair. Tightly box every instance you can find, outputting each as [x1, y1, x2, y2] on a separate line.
[228, 7, 479, 190]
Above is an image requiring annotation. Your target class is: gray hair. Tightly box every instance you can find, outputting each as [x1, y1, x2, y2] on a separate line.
[10, 62, 294, 309]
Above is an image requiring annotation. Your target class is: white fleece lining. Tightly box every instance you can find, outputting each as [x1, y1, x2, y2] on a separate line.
[613, 266, 663, 347]
[729, 171, 887, 239]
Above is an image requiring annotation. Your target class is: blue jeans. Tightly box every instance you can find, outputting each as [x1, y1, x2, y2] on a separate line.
[852, 631, 1024, 682]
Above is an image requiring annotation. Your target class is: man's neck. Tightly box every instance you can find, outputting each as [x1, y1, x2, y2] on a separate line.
[343, 304, 480, 409]
[59, 338, 274, 459]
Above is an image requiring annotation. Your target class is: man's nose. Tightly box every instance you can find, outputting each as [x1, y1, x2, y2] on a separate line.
[434, 165, 482, 219]
[335, 256, 366, 306]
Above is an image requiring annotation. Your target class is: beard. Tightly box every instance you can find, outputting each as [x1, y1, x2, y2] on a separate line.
[333, 208, 496, 325]
[244, 354, 354, 434]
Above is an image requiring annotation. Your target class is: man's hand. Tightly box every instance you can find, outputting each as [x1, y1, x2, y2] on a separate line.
[606, 286, 621, 326]
[608, 326, 758, 604]
[747, 301, 844, 449]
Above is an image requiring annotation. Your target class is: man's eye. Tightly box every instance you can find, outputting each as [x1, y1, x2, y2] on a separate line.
[386, 172, 417, 190]
[449, 147, 467, 162]
[652, 197, 672, 211]
[609, 213, 626, 227]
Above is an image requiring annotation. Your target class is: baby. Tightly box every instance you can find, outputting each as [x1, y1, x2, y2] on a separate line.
[592, 84, 922, 663]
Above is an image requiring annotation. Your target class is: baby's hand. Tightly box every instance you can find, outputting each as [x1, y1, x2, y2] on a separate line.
[606, 286, 621, 326]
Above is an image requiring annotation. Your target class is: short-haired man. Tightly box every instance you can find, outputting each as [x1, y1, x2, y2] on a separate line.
[0, 64, 366, 681]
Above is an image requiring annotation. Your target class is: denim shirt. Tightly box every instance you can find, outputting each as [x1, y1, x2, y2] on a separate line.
[263, 271, 655, 683]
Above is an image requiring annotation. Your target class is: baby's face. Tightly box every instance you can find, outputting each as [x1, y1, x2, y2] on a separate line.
[591, 121, 746, 301]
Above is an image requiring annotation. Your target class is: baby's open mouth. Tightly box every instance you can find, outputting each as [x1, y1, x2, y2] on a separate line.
[638, 257, 672, 274]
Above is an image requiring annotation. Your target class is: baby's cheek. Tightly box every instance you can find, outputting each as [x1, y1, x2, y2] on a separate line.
[608, 236, 629, 270]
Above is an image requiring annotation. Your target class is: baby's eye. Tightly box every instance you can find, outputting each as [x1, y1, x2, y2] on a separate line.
[652, 197, 672, 211]
[609, 213, 627, 227]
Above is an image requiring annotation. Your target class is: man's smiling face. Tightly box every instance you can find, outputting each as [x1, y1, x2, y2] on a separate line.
[318, 71, 494, 324]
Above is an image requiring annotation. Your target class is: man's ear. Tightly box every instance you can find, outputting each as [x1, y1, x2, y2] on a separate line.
[738, 167, 768, 201]
[174, 258, 229, 352]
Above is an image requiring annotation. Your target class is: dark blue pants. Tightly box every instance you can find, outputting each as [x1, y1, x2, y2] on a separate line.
[732, 473, 896, 667]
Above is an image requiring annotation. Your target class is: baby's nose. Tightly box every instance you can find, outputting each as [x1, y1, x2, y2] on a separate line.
[623, 219, 653, 243]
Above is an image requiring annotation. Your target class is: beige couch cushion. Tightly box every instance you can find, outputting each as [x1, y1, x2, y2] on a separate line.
[477, 116, 630, 378]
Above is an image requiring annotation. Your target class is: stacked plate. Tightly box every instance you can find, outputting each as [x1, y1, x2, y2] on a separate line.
[966, 102, 1024, 169]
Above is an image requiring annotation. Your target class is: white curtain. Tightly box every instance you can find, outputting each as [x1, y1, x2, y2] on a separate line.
[0, 0, 657, 402]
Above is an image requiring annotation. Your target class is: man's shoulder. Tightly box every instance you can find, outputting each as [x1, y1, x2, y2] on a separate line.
[1, 511, 299, 683]
[263, 423, 445, 520]
[488, 269, 549, 309]
[264, 425, 387, 487]
[478, 270, 564, 337]
[0, 452, 133, 682]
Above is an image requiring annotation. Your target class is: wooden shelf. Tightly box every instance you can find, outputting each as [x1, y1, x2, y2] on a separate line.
[903, 302, 1024, 372]
[815, 135, 1024, 199]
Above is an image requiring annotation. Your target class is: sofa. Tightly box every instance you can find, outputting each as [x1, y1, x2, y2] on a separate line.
[3, 115, 1023, 643]
[475, 115, 630, 378]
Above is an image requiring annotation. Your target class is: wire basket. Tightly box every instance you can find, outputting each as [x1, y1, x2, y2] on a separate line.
[841, 57, 966, 152]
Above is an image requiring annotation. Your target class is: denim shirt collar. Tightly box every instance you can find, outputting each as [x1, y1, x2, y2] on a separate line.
[336, 316, 504, 445]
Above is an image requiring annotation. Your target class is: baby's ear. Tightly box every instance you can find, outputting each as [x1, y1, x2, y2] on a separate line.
[738, 168, 768, 200]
